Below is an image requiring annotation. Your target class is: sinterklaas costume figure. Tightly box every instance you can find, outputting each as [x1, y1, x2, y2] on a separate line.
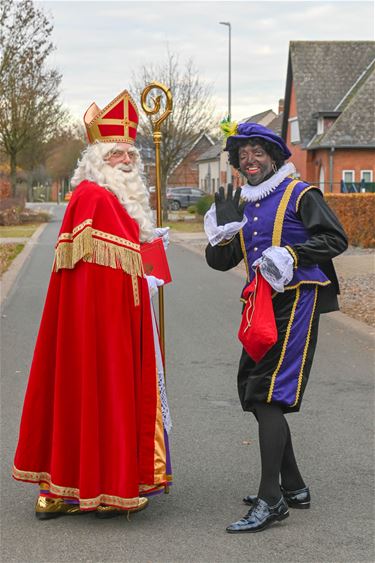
[13, 89, 172, 519]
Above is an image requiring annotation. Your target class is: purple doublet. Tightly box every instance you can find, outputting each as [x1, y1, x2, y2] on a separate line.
[241, 177, 330, 289]
[238, 178, 328, 411]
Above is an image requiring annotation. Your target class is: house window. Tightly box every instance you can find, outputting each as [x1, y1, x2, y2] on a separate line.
[342, 170, 355, 184]
[289, 118, 300, 144]
[212, 178, 215, 192]
[317, 117, 324, 135]
[361, 170, 373, 183]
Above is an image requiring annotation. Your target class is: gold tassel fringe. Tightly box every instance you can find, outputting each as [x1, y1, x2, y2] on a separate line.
[54, 227, 143, 278]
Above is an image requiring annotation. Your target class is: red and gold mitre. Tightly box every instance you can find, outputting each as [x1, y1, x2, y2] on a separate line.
[84, 90, 139, 144]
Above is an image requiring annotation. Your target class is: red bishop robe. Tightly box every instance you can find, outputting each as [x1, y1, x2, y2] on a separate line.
[13, 180, 170, 510]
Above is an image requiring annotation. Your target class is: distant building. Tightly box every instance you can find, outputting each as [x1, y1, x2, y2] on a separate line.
[197, 106, 285, 192]
[282, 41, 375, 192]
[138, 132, 214, 190]
[167, 133, 214, 188]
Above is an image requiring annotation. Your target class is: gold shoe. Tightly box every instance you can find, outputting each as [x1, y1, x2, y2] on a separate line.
[95, 497, 149, 519]
[35, 495, 82, 520]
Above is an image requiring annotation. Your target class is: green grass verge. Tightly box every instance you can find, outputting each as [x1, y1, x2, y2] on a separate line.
[0, 243, 25, 276]
[0, 223, 40, 238]
[166, 220, 204, 233]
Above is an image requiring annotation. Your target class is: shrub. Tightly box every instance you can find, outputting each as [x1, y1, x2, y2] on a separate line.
[324, 193, 375, 248]
[196, 194, 214, 216]
[187, 205, 197, 214]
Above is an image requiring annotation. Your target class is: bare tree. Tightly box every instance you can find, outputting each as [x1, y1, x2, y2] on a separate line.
[45, 124, 85, 184]
[0, 0, 65, 197]
[132, 53, 215, 218]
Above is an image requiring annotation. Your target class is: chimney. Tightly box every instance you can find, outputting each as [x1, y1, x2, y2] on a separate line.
[278, 98, 284, 115]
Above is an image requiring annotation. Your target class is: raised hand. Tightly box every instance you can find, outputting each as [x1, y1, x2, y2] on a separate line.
[215, 184, 245, 226]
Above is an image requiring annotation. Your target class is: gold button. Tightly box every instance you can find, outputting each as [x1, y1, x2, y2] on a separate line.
[254, 231, 258, 236]
[255, 202, 260, 207]
[254, 217, 258, 221]
[254, 247, 258, 251]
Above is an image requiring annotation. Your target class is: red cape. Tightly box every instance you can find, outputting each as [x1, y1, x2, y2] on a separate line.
[13, 181, 170, 509]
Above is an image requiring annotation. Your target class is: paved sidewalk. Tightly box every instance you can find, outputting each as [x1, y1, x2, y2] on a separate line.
[0, 237, 29, 244]
[170, 229, 375, 329]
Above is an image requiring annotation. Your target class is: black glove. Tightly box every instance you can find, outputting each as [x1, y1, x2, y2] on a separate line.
[215, 184, 245, 226]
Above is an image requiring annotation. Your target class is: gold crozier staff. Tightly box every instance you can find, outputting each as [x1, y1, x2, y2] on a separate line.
[140, 82, 173, 369]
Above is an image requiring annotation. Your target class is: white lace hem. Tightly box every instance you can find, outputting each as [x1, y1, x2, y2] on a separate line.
[150, 303, 172, 434]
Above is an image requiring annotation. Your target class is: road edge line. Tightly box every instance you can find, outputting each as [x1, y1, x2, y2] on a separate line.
[0, 223, 49, 307]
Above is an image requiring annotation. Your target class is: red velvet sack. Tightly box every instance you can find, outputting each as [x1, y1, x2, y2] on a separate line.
[238, 270, 278, 363]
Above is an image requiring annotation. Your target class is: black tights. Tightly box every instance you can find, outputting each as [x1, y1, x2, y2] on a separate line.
[253, 402, 305, 506]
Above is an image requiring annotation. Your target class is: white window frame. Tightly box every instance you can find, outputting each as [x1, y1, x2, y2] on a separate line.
[289, 117, 300, 144]
[360, 170, 373, 183]
[342, 170, 355, 183]
[317, 117, 324, 135]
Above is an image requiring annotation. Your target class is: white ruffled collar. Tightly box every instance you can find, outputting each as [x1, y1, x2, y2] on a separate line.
[240, 163, 296, 202]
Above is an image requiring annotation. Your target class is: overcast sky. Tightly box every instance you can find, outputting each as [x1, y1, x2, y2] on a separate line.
[38, 1, 374, 124]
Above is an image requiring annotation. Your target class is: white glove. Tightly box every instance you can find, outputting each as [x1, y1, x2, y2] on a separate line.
[154, 227, 170, 250]
[252, 246, 294, 293]
[146, 275, 165, 297]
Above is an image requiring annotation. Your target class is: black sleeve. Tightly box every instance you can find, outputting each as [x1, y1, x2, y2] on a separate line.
[291, 189, 348, 266]
[205, 233, 244, 271]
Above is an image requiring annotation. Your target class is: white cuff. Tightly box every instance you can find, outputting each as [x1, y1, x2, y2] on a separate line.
[252, 246, 294, 292]
[204, 203, 247, 246]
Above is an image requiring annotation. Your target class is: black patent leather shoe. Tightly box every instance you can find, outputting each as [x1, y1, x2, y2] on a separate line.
[226, 497, 289, 533]
[281, 486, 310, 509]
[243, 485, 310, 509]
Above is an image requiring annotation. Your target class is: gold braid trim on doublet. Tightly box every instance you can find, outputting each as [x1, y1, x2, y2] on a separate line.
[239, 229, 250, 282]
[267, 287, 300, 403]
[291, 286, 318, 408]
[272, 179, 299, 246]
[54, 219, 143, 278]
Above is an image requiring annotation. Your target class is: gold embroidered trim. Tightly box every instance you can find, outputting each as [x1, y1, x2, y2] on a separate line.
[267, 287, 300, 403]
[291, 286, 318, 407]
[218, 235, 235, 246]
[56, 219, 140, 251]
[239, 229, 250, 281]
[295, 186, 318, 212]
[13, 466, 149, 510]
[132, 275, 140, 307]
[285, 245, 298, 268]
[54, 220, 143, 279]
[285, 279, 330, 290]
[91, 229, 140, 251]
[272, 179, 299, 246]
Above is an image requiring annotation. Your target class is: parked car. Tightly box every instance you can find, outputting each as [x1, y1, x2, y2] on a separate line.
[166, 187, 207, 210]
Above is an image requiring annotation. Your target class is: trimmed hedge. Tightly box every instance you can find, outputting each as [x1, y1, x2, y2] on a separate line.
[324, 193, 375, 248]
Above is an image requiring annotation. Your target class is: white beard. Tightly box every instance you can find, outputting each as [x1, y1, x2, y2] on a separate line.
[71, 143, 155, 242]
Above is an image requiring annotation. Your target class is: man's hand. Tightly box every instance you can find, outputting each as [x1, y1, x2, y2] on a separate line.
[146, 275, 164, 297]
[215, 184, 245, 226]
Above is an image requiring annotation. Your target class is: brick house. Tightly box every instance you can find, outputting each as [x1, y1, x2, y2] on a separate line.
[282, 41, 375, 192]
[139, 132, 214, 190]
[167, 133, 214, 188]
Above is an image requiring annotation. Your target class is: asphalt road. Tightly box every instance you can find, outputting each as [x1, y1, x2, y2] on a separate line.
[1, 207, 374, 563]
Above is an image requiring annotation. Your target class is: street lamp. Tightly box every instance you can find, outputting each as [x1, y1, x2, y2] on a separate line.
[219, 21, 231, 120]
